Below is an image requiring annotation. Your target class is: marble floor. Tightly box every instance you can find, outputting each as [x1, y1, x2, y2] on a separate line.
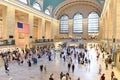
[0, 46, 120, 80]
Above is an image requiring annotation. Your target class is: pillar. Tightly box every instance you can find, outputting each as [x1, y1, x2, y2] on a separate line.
[6, 6, 15, 39]
[68, 19, 73, 37]
[83, 19, 88, 39]
[41, 18, 45, 38]
[28, 14, 33, 46]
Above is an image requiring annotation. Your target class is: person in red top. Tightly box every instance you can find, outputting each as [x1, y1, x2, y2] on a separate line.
[100, 73, 105, 80]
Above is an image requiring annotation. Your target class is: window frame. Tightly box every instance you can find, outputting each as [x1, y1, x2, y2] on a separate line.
[33, 2, 42, 11]
[59, 15, 69, 34]
[45, 8, 50, 15]
[73, 13, 83, 34]
[18, 0, 28, 5]
[88, 12, 99, 33]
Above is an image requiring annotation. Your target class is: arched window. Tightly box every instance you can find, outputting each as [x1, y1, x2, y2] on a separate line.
[60, 15, 69, 33]
[88, 12, 99, 33]
[73, 13, 83, 33]
[18, 0, 28, 4]
[33, 2, 42, 11]
[45, 9, 50, 15]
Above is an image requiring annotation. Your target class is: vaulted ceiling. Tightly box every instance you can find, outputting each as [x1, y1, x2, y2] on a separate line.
[27, 0, 105, 19]
[30, 0, 105, 11]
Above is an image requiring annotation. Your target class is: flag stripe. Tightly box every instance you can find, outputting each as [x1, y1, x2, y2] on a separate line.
[23, 23, 29, 34]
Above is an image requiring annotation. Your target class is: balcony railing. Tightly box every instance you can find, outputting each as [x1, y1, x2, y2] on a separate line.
[35, 39, 53, 43]
[0, 40, 15, 46]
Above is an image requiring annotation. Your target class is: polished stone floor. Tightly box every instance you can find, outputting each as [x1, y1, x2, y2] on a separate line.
[0, 46, 120, 80]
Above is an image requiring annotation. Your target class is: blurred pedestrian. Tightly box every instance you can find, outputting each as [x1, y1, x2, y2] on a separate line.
[40, 64, 43, 72]
[111, 71, 114, 80]
[100, 73, 105, 80]
[72, 64, 75, 73]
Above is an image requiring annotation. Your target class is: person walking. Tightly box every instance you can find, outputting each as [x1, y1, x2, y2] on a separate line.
[60, 72, 63, 80]
[100, 73, 105, 80]
[40, 64, 43, 72]
[27, 59, 31, 67]
[72, 64, 75, 73]
[74, 53, 76, 59]
[4, 63, 9, 75]
[111, 71, 114, 80]
[66, 72, 71, 80]
[99, 64, 102, 75]
[63, 55, 66, 62]
[68, 62, 71, 72]
[105, 63, 108, 70]
[105, 60, 108, 70]
[49, 73, 54, 80]
[53, 48, 56, 59]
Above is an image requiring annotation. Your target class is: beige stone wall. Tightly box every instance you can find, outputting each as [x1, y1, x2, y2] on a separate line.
[52, 20, 59, 39]
[54, 0, 102, 19]
[53, 0, 102, 40]
[0, 0, 59, 47]
[101, 0, 120, 41]
[116, 52, 120, 71]
[98, 18, 102, 39]
[101, 0, 120, 70]
[57, 4, 100, 19]
[83, 19, 88, 39]
[0, 5, 7, 39]
[101, 0, 112, 41]
[45, 21, 51, 39]
[116, 0, 120, 40]
[101, 0, 119, 41]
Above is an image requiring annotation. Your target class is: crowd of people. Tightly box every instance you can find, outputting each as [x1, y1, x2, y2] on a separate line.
[0, 42, 119, 80]
[0, 45, 52, 76]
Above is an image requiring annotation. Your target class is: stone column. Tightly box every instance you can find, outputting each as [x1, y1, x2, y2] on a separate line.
[49, 20, 53, 39]
[53, 20, 59, 39]
[68, 19, 73, 37]
[41, 18, 45, 38]
[38, 19, 42, 39]
[28, 14, 33, 46]
[83, 19, 88, 39]
[6, 6, 15, 39]
[50, 19, 54, 39]
[116, 0, 120, 39]
[98, 18, 102, 40]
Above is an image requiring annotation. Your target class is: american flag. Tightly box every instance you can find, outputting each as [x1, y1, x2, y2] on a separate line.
[17, 22, 29, 34]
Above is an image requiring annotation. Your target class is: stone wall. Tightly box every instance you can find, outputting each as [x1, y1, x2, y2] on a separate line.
[101, 0, 120, 70]
[0, 0, 59, 48]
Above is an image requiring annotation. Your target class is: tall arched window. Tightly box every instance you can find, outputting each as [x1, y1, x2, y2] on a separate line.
[73, 13, 83, 33]
[88, 12, 99, 33]
[60, 15, 69, 33]
[18, 0, 28, 4]
[33, 2, 42, 11]
[45, 9, 50, 15]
